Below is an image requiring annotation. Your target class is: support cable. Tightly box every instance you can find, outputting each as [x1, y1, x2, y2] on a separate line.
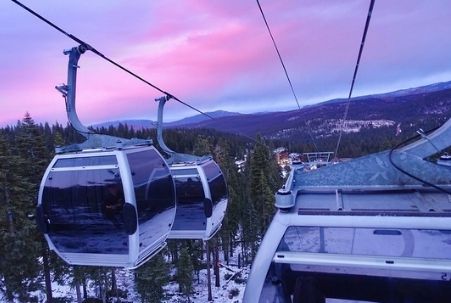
[256, 0, 319, 152]
[256, 0, 300, 110]
[334, 0, 376, 158]
[11, 0, 213, 119]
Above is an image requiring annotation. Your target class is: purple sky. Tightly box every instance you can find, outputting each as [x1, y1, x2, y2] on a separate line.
[1, 0, 450, 126]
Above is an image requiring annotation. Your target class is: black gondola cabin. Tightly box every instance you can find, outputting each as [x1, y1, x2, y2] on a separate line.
[168, 158, 228, 240]
[37, 145, 176, 268]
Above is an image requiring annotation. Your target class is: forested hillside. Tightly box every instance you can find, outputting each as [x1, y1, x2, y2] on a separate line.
[92, 83, 451, 159]
[177, 86, 451, 156]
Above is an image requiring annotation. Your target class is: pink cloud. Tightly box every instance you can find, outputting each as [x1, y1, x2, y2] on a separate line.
[121, 18, 280, 95]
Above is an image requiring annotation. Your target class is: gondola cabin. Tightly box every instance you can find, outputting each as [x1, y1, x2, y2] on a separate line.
[36, 145, 176, 268]
[244, 118, 451, 302]
[168, 158, 228, 240]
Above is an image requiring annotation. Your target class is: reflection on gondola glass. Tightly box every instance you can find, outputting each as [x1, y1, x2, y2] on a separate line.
[168, 160, 228, 240]
[53, 156, 117, 168]
[203, 161, 227, 205]
[42, 168, 128, 254]
[127, 149, 175, 252]
[258, 226, 451, 303]
[172, 174, 206, 231]
[259, 260, 451, 303]
[278, 226, 451, 259]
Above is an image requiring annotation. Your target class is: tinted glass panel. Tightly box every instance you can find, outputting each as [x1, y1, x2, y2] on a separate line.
[171, 168, 198, 176]
[54, 156, 117, 168]
[42, 169, 128, 254]
[127, 149, 175, 252]
[258, 227, 451, 302]
[209, 174, 227, 206]
[203, 161, 221, 181]
[259, 261, 451, 303]
[278, 226, 451, 259]
[172, 176, 206, 230]
[202, 162, 227, 206]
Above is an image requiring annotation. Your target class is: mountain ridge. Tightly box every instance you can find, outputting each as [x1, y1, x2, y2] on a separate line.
[92, 81, 451, 142]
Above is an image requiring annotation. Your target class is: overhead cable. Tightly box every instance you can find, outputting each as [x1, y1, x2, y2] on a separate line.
[10, 0, 214, 120]
[256, 0, 319, 152]
[256, 0, 301, 110]
[334, 0, 376, 157]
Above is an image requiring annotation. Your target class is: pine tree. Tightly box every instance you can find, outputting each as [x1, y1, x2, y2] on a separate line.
[0, 129, 41, 302]
[13, 113, 54, 302]
[177, 246, 194, 301]
[240, 193, 259, 262]
[60, 265, 89, 303]
[186, 240, 203, 284]
[215, 139, 243, 263]
[249, 136, 281, 236]
[167, 240, 180, 264]
[193, 135, 213, 155]
[135, 252, 170, 303]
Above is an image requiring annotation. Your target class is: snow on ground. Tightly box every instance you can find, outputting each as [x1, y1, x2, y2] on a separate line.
[35, 245, 251, 303]
[163, 262, 250, 303]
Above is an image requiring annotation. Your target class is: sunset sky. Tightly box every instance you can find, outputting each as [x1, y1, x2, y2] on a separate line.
[1, 0, 450, 126]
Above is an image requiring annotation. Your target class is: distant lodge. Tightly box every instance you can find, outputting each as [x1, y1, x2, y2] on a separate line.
[273, 147, 345, 169]
[234, 147, 347, 174]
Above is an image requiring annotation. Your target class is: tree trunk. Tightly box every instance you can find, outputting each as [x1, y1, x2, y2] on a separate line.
[4, 182, 16, 303]
[229, 234, 234, 259]
[6, 210, 15, 234]
[214, 241, 220, 288]
[75, 280, 82, 303]
[82, 278, 87, 299]
[222, 236, 229, 265]
[102, 272, 108, 303]
[206, 241, 212, 301]
[4, 276, 14, 303]
[42, 242, 53, 303]
[241, 241, 246, 268]
[3, 176, 15, 235]
[111, 269, 118, 301]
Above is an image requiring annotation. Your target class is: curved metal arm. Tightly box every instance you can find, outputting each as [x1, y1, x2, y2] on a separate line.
[155, 96, 206, 163]
[156, 95, 176, 156]
[55, 45, 93, 137]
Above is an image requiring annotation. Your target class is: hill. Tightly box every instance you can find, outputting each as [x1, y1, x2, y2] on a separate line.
[179, 82, 451, 142]
[93, 119, 154, 130]
[93, 81, 451, 147]
[165, 110, 242, 127]
[92, 110, 241, 130]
